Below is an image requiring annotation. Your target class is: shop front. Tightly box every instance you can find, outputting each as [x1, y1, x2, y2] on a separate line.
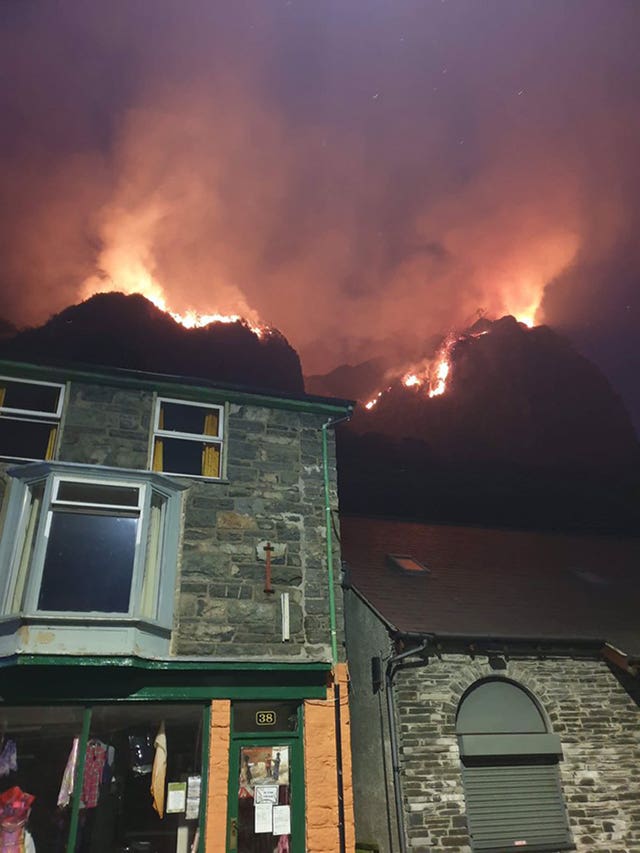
[0, 657, 346, 853]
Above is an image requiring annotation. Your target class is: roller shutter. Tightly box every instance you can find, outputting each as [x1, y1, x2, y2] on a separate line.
[462, 763, 573, 851]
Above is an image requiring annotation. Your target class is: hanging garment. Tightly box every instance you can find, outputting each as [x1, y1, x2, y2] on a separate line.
[0, 741, 17, 778]
[81, 740, 108, 809]
[58, 738, 79, 808]
[276, 835, 290, 853]
[150, 722, 167, 818]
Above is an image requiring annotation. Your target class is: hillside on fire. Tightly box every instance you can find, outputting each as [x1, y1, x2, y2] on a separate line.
[0, 292, 304, 394]
[332, 316, 640, 534]
[1, 295, 637, 534]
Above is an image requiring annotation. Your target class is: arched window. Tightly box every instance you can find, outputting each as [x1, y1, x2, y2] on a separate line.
[456, 678, 573, 852]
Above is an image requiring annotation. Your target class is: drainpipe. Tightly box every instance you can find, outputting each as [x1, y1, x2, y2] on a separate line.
[386, 640, 431, 853]
[321, 413, 352, 664]
[321, 412, 352, 853]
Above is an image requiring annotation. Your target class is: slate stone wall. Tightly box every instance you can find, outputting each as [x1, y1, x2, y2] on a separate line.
[395, 655, 640, 853]
[54, 382, 343, 660]
[174, 402, 343, 660]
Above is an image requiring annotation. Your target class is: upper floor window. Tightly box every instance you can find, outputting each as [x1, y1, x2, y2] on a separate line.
[0, 463, 186, 655]
[0, 376, 65, 462]
[151, 397, 225, 479]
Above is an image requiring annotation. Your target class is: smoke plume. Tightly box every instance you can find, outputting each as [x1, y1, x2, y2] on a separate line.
[1, 1, 639, 419]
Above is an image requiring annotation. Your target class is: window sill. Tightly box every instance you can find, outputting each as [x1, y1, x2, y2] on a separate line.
[0, 615, 171, 658]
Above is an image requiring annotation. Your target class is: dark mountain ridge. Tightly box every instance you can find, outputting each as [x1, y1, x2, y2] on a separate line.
[0, 292, 305, 394]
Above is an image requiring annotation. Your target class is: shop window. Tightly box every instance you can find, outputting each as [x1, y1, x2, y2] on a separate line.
[151, 398, 225, 479]
[456, 678, 573, 852]
[0, 462, 185, 655]
[0, 376, 65, 462]
[0, 703, 206, 853]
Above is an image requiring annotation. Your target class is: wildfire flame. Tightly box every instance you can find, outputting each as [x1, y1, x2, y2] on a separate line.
[81, 259, 266, 337]
[365, 315, 528, 412]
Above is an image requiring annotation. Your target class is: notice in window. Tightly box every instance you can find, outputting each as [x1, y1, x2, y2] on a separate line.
[273, 805, 291, 836]
[255, 784, 279, 805]
[166, 782, 187, 814]
[254, 803, 273, 834]
[186, 775, 201, 820]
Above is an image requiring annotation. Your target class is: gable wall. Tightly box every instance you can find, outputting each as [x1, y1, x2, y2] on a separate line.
[395, 655, 640, 853]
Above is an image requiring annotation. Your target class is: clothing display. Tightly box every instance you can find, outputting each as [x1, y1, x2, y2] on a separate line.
[0, 742, 16, 779]
[57, 737, 79, 809]
[81, 740, 108, 809]
[150, 722, 167, 818]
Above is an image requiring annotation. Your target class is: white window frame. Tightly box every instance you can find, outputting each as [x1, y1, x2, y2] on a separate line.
[0, 375, 65, 462]
[0, 462, 186, 638]
[151, 396, 226, 480]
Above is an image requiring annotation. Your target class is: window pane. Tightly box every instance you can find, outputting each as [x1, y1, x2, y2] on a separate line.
[56, 481, 140, 507]
[0, 418, 55, 460]
[159, 437, 221, 477]
[1, 379, 61, 414]
[160, 402, 220, 437]
[38, 512, 137, 612]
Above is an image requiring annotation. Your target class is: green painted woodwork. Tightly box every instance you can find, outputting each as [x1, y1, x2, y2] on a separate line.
[5, 654, 331, 672]
[198, 703, 211, 853]
[0, 359, 354, 417]
[65, 707, 91, 853]
[227, 703, 306, 853]
[321, 421, 339, 663]
[0, 658, 329, 704]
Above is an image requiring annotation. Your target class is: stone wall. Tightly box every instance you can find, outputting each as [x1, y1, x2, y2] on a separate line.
[174, 402, 343, 660]
[47, 381, 343, 660]
[395, 655, 640, 853]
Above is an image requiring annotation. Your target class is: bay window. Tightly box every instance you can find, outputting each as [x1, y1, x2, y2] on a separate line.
[0, 462, 186, 656]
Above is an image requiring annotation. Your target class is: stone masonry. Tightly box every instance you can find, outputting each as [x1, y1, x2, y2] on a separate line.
[395, 654, 640, 853]
[21, 379, 345, 661]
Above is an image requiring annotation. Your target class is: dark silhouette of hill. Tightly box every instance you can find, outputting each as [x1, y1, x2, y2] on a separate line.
[336, 316, 640, 534]
[0, 292, 304, 394]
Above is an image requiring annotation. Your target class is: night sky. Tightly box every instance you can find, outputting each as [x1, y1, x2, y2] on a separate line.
[1, 1, 639, 426]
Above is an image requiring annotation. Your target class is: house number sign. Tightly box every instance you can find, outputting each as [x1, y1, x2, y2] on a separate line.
[256, 711, 276, 726]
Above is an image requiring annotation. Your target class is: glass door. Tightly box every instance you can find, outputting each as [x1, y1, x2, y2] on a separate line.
[228, 703, 304, 853]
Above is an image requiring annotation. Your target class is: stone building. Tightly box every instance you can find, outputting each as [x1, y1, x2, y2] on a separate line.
[342, 515, 640, 853]
[0, 359, 355, 853]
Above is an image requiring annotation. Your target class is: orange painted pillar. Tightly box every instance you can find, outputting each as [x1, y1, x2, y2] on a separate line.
[205, 699, 231, 853]
[304, 663, 355, 852]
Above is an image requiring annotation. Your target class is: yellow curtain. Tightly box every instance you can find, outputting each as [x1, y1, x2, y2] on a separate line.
[201, 444, 220, 477]
[152, 405, 165, 470]
[45, 426, 57, 460]
[152, 439, 164, 472]
[203, 411, 219, 436]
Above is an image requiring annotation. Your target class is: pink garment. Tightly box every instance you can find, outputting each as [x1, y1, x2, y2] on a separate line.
[81, 740, 108, 809]
[276, 835, 290, 853]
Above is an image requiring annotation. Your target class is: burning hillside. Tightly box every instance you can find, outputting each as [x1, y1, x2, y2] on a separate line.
[0, 293, 304, 394]
[336, 315, 640, 533]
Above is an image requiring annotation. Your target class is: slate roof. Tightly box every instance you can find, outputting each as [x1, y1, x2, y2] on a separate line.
[341, 515, 640, 657]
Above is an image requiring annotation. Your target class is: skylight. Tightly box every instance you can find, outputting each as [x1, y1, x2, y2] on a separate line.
[386, 554, 429, 574]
